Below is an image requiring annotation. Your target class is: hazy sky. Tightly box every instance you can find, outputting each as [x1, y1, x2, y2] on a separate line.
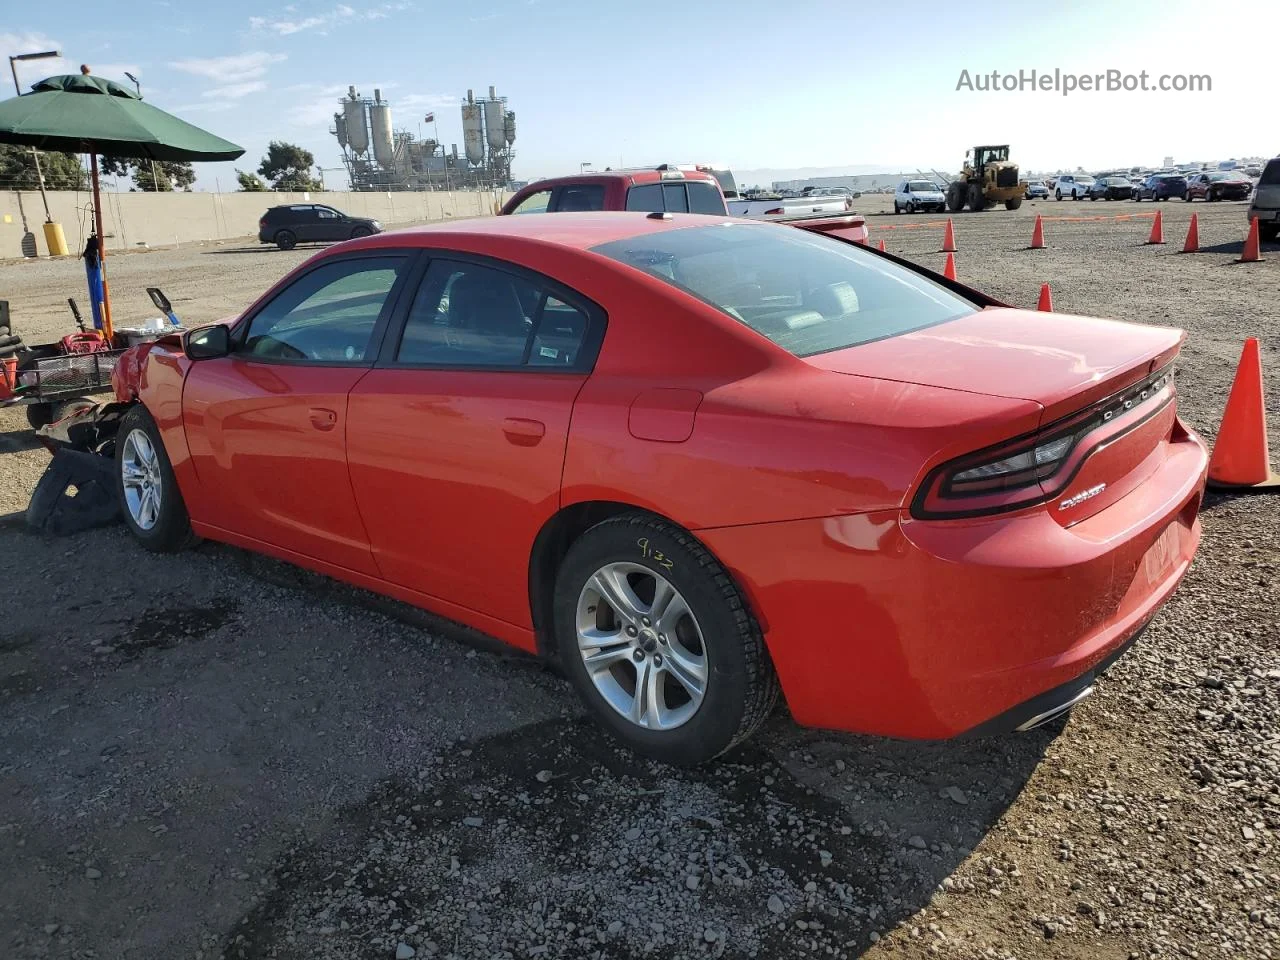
[2, 0, 1269, 191]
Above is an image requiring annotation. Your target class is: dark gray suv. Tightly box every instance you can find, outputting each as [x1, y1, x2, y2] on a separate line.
[258, 204, 383, 250]
[1247, 159, 1280, 242]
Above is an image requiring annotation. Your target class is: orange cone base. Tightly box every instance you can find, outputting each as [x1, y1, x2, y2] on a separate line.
[1207, 470, 1280, 494]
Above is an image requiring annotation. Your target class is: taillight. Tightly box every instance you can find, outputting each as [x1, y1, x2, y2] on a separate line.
[259, 219, 266, 229]
[911, 365, 1175, 519]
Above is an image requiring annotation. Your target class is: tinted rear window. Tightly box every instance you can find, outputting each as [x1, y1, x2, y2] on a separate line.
[625, 183, 664, 212]
[593, 223, 977, 357]
[555, 185, 605, 212]
[687, 181, 727, 215]
[1261, 160, 1280, 186]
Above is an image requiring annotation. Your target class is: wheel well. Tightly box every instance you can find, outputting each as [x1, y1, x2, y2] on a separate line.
[527, 500, 656, 659]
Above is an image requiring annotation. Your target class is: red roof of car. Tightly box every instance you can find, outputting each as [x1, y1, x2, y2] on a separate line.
[356, 211, 734, 252]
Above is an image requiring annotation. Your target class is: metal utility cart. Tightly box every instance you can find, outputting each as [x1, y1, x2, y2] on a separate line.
[0, 289, 180, 429]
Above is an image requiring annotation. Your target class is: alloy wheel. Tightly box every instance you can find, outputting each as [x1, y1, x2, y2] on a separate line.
[121, 428, 163, 530]
[575, 562, 708, 731]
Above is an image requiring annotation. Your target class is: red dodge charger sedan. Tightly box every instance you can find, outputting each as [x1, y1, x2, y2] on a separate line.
[110, 212, 1208, 765]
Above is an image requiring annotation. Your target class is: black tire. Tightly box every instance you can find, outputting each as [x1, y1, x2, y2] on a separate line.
[1261, 223, 1279, 243]
[1005, 198, 1022, 210]
[48, 397, 95, 424]
[1055, 190, 1062, 200]
[350, 225, 373, 239]
[553, 513, 778, 766]
[893, 202, 901, 214]
[25, 403, 54, 430]
[275, 229, 297, 251]
[115, 404, 197, 552]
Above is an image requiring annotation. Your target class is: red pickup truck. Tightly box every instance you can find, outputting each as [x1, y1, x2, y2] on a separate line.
[500, 167, 870, 244]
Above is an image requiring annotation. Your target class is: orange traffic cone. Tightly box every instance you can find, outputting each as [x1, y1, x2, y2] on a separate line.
[1207, 338, 1280, 492]
[1146, 210, 1165, 244]
[1029, 214, 1045, 249]
[1181, 213, 1200, 253]
[941, 218, 957, 253]
[1238, 217, 1263, 263]
[1036, 283, 1053, 312]
[877, 238, 886, 253]
[942, 252, 956, 280]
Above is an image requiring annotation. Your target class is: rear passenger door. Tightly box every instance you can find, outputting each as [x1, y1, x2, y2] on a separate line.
[290, 205, 321, 242]
[345, 254, 605, 640]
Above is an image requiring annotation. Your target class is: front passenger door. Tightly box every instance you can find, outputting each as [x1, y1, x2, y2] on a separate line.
[183, 254, 413, 574]
[316, 206, 346, 241]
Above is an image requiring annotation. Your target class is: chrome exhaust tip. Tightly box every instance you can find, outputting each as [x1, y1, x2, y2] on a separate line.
[1015, 684, 1094, 732]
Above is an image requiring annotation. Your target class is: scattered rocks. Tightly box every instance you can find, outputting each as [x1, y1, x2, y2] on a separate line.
[394, 943, 415, 959]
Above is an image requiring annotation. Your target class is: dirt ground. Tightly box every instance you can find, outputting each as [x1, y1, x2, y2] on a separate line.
[1, 198, 1277, 960]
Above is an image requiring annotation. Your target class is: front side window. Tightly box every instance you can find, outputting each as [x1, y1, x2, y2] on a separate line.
[594, 223, 977, 358]
[317, 207, 342, 219]
[396, 260, 590, 368]
[511, 189, 552, 214]
[241, 257, 404, 362]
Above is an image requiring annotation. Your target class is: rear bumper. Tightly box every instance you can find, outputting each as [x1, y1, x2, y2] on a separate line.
[697, 421, 1208, 739]
[1248, 205, 1280, 223]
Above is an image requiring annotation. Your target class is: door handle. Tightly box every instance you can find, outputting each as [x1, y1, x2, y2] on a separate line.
[309, 407, 338, 431]
[502, 417, 545, 446]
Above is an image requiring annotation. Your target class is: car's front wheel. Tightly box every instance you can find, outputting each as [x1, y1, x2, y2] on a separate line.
[116, 404, 197, 552]
[350, 225, 373, 239]
[554, 514, 778, 765]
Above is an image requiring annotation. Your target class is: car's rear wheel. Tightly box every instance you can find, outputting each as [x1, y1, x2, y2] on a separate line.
[116, 404, 197, 552]
[553, 514, 778, 766]
[1055, 190, 1062, 200]
[275, 229, 297, 250]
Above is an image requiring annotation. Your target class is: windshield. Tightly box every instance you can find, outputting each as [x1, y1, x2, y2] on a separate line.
[1107, 178, 1129, 185]
[592, 223, 978, 358]
[908, 181, 938, 192]
[1076, 177, 1096, 185]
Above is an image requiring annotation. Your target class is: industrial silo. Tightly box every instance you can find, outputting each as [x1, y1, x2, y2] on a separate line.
[483, 87, 506, 152]
[370, 89, 395, 169]
[344, 87, 369, 155]
[503, 110, 516, 146]
[333, 112, 348, 149]
[461, 91, 484, 165]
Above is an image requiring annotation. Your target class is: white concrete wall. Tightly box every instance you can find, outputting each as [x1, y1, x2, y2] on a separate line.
[0, 188, 510, 259]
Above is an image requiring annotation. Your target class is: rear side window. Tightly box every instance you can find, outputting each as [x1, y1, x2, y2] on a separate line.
[594, 223, 977, 358]
[1261, 160, 1280, 186]
[396, 260, 591, 368]
[554, 185, 605, 212]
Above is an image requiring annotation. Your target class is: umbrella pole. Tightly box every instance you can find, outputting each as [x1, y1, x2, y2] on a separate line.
[89, 152, 113, 342]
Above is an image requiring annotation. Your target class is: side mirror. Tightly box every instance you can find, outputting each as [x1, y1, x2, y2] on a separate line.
[185, 324, 231, 361]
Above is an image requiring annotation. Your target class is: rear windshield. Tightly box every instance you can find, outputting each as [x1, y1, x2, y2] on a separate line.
[555, 185, 605, 212]
[592, 223, 978, 357]
[1260, 160, 1280, 185]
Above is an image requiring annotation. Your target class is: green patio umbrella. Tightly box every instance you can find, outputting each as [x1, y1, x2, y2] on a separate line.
[0, 69, 244, 338]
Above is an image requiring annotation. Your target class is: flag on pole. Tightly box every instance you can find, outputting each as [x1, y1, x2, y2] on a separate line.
[424, 113, 434, 123]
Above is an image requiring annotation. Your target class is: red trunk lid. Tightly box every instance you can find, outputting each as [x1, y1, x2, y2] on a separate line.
[808, 307, 1182, 421]
[810, 307, 1185, 523]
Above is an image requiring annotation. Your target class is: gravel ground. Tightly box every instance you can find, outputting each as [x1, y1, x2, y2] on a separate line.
[1, 198, 1277, 960]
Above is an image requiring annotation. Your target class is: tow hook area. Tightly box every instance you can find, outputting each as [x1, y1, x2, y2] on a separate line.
[26, 403, 129, 536]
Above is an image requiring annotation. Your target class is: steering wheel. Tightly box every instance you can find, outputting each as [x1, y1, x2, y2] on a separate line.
[251, 336, 308, 361]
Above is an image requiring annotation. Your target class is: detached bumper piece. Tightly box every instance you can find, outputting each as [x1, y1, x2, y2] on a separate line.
[26, 448, 120, 536]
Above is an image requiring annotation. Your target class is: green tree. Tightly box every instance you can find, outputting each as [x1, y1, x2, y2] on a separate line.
[236, 169, 267, 192]
[0, 144, 87, 191]
[99, 157, 196, 192]
[257, 141, 321, 192]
